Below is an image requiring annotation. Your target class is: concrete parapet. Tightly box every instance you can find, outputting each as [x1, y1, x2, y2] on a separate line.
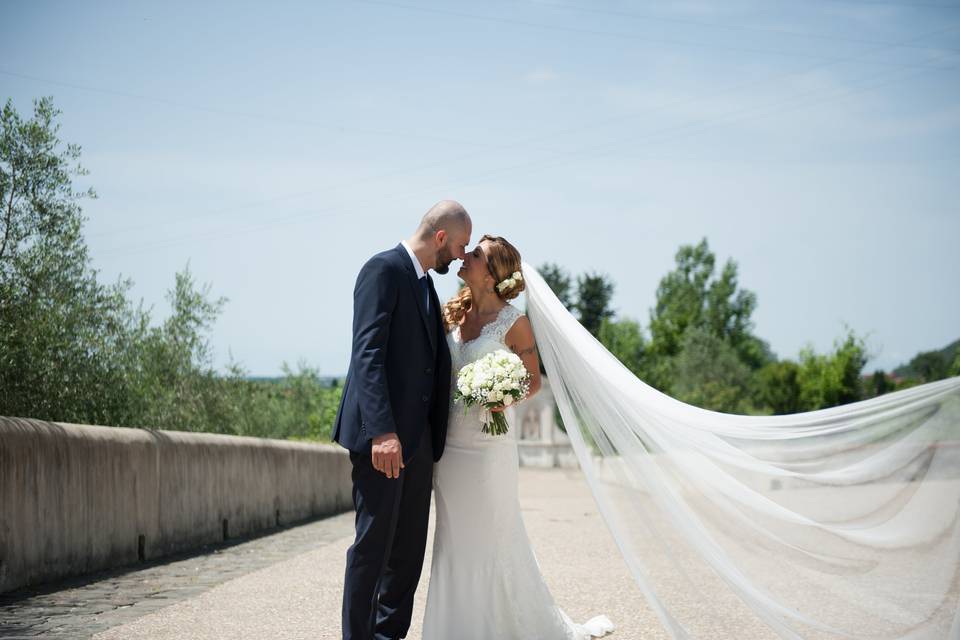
[0, 417, 352, 594]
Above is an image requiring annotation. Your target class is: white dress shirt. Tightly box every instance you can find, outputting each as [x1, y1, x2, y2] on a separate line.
[400, 240, 427, 280]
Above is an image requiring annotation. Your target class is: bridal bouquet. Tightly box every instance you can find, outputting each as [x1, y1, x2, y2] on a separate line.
[455, 349, 531, 435]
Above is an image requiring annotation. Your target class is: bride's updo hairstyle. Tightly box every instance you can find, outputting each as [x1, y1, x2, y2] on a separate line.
[443, 234, 525, 332]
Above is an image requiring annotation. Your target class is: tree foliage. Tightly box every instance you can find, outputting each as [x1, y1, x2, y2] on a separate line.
[644, 238, 771, 394]
[533, 240, 876, 415]
[574, 272, 615, 338]
[907, 350, 950, 383]
[0, 97, 133, 423]
[537, 262, 574, 311]
[0, 97, 338, 440]
[648, 238, 770, 371]
[868, 369, 892, 398]
[4, 98, 944, 433]
[671, 327, 752, 413]
[227, 362, 343, 441]
[795, 330, 868, 411]
[753, 360, 802, 415]
[598, 317, 647, 378]
[536, 262, 615, 338]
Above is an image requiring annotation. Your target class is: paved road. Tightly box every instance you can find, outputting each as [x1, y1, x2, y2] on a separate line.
[1, 468, 662, 640]
[0, 506, 354, 639]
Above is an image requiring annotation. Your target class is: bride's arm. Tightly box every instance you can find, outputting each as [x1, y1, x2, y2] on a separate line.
[505, 315, 542, 399]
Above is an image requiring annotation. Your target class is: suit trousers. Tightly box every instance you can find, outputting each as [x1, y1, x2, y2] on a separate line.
[342, 427, 434, 640]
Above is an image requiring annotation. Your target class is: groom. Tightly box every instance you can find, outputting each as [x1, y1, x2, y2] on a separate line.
[333, 200, 471, 640]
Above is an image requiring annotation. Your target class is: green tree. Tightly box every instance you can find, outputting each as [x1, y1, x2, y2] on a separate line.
[648, 238, 769, 374]
[124, 264, 233, 432]
[649, 240, 713, 360]
[796, 330, 867, 410]
[0, 97, 95, 277]
[671, 327, 752, 413]
[908, 350, 949, 383]
[0, 97, 136, 424]
[0, 97, 346, 441]
[753, 360, 802, 414]
[869, 369, 892, 397]
[270, 361, 341, 440]
[535, 263, 616, 338]
[537, 262, 574, 311]
[951, 351, 960, 377]
[574, 272, 614, 337]
[598, 317, 647, 378]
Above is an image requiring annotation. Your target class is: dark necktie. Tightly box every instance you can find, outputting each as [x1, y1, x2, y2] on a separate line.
[419, 276, 430, 313]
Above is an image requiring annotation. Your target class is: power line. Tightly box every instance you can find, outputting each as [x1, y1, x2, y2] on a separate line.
[84, 21, 960, 243]
[6, 12, 954, 248]
[422, 56, 960, 192]
[86, 146, 519, 240]
[0, 69, 563, 151]
[508, 0, 960, 52]
[95, 50, 957, 259]
[351, 0, 957, 71]
[796, 0, 960, 9]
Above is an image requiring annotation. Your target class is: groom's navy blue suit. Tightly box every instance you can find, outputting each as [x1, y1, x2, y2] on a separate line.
[333, 243, 451, 640]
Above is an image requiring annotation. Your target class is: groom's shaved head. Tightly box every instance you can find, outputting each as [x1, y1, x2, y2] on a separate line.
[412, 199, 472, 274]
[417, 199, 471, 239]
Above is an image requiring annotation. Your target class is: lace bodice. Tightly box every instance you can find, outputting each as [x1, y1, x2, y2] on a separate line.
[450, 303, 522, 364]
[446, 303, 524, 445]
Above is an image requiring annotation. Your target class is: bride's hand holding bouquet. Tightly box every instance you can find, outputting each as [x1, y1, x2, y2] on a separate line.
[455, 349, 531, 435]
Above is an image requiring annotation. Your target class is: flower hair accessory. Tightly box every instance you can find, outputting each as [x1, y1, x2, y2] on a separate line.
[496, 271, 523, 293]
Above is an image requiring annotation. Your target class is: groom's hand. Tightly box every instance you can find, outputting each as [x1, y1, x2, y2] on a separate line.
[371, 432, 404, 479]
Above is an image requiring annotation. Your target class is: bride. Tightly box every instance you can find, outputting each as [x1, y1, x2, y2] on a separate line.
[420, 234, 614, 640]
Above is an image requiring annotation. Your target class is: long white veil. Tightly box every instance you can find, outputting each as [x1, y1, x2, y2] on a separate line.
[521, 261, 960, 640]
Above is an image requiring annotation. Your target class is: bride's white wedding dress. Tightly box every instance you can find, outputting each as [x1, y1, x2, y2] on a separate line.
[421, 303, 614, 640]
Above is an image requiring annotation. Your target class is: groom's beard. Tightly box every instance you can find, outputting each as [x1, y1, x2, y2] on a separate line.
[434, 246, 455, 274]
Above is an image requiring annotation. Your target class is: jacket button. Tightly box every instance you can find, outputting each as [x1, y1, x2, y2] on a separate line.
[425, 367, 432, 374]
[422, 395, 429, 402]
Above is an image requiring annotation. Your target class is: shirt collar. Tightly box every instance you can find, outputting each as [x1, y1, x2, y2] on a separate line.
[400, 240, 427, 280]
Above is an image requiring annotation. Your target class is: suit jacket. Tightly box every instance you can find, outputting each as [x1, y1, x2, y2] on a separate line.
[333, 244, 452, 463]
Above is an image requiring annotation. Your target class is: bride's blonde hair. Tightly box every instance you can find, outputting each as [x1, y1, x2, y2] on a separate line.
[443, 234, 524, 332]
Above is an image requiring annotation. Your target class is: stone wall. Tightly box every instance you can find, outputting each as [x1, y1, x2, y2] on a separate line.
[0, 417, 352, 594]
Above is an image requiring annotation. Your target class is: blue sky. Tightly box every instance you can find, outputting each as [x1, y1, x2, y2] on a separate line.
[2, 0, 958, 376]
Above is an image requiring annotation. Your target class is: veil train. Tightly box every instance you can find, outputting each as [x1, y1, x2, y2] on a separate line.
[521, 261, 960, 640]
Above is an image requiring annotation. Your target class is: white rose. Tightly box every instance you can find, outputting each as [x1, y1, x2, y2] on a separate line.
[504, 394, 514, 406]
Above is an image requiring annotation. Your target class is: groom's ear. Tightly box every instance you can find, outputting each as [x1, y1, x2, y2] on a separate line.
[435, 229, 447, 246]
